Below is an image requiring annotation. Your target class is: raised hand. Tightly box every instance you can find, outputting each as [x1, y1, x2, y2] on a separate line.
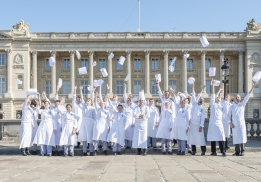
[79, 86, 83, 90]
[124, 83, 127, 88]
[74, 85, 77, 90]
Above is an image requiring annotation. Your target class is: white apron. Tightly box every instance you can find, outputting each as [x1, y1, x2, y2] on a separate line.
[52, 107, 63, 145]
[124, 105, 134, 141]
[93, 108, 110, 142]
[31, 109, 38, 144]
[221, 100, 232, 138]
[147, 106, 159, 138]
[171, 107, 189, 140]
[156, 109, 173, 140]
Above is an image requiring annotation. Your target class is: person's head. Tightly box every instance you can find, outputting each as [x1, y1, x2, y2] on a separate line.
[103, 96, 109, 102]
[198, 97, 204, 105]
[113, 94, 118, 101]
[184, 98, 189, 105]
[215, 96, 222, 103]
[234, 94, 241, 104]
[180, 98, 185, 107]
[165, 102, 170, 109]
[164, 91, 170, 98]
[86, 98, 93, 106]
[60, 97, 65, 103]
[139, 99, 144, 105]
[99, 101, 105, 109]
[43, 100, 50, 109]
[225, 94, 231, 101]
[76, 96, 81, 104]
[128, 94, 134, 99]
[66, 104, 72, 112]
[54, 100, 60, 107]
[30, 99, 37, 109]
[117, 104, 123, 113]
[149, 99, 154, 106]
[187, 95, 192, 104]
[127, 98, 132, 106]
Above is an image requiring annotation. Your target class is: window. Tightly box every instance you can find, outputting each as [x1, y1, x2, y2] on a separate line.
[116, 59, 123, 70]
[134, 59, 141, 70]
[0, 78, 6, 94]
[187, 59, 194, 69]
[80, 81, 88, 94]
[205, 59, 211, 69]
[169, 80, 176, 91]
[133, 80, 141, 94]
[99, 59, 106, 69]
[116, 81, 123, 94]
[81, 59, 88, 69]
[206, 80, 211, 94]
[187, 83, 192, 94]
[151, 59, 159, 69]
[151, 81, 157, 94]
[101, 81, 107, 94]
[45, 59, 51, 70]
[0, 54, 6, 65]
[63, 59, 70, 70]
[45, 81, 52, 94]
[169, 59, 176, 68]
[63, 81, 70, 94]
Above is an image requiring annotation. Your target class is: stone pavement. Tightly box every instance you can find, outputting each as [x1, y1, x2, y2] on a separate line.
[1, 152, 261, 182]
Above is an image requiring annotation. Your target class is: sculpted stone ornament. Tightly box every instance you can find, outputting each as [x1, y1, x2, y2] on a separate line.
[245, 18, 261, 34]
[12, 20, 30, 36]
[249, 52, 261, 68]
[13, 53, 23, 64]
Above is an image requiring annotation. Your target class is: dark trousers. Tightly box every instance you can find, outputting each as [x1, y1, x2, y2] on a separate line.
[191, 145, 206, 152]
[225, 138, 229, 148]
[211, 141, 225, 153]
[173, 139, 177, 144]
[235, 143, 244, 153]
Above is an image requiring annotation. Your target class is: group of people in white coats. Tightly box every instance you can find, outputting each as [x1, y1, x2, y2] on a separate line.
[19, 76, 259, 157]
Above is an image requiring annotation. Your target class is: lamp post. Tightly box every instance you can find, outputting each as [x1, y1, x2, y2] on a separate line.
[221, 60, 230, 99]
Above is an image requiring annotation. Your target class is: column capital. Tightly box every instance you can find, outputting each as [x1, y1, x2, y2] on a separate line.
[163, 50, 169, 56]
[5, 49, 12, 55]
[31, 51, 37, 55]
[126, 50, 132, 56]
[238, 50, 244, 56]
[182, 50, 188, 55]
[144, 50, 150, 56]
[220, 50, 225, 56]
[88, 50, 94, 55]
[201, 50, 207, 56]
[50, 51, 56, 56]
[69, 51, 75, 56]
[107, 50, 113, 55]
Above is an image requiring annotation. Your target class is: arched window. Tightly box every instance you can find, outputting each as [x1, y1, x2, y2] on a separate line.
[187, 59, 194, 69]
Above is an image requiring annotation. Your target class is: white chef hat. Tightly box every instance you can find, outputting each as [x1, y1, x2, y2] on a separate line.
[93, 80, 99, 87]
[209, 67, 216, 77]
[132, 97, 138, 103]
[211, 80, 221, 86]
[169, 65, 175, 72]
[49, 56, 56, 67]
[183, 54, 190, 59]
[170, 57, 176, 66]
[124, 74, 130, 81]
[100, 68, 108, 77]
[199, 36, 210, 47]
[179, 93, 186, 101]
[139, 91, 145, 100]
[15, 78, 22, 84]
[188, 77, 195, 84]
[108, 53, 114, 59]
[118, 56, 126, 65]
[92, 61, 97, 66]
[87, 85, 95, 91]
[155, 74, 161, 82]
[98, 79, 104, 86]
[27, 88, 37, 95]
[57, 78, 62, 88]
[252, 71, 261, 83]
[76, 50, 81, 60]
[78, 67, 87, 75]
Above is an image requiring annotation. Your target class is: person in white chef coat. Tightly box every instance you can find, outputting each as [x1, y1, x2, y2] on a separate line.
[33, 95, 57, 156]
[156, 101, 174, 154]
[132, 90, 150, 155]
[227, 82, 259, 156]
[187, 84, 206, 155]
[59, 104, 79, 157]
[207, 79, 226, 156]
[147, 99, 160, 149]
[19, 94, 37, 156]
[123, 98, 135, 149]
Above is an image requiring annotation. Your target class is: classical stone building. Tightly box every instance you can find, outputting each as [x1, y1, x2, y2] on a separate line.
[0, 19, 261, 119]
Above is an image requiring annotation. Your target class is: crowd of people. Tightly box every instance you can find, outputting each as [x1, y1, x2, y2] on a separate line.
[19, 78, 259, 157]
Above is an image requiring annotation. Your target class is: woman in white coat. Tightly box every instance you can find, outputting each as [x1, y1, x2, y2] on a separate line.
[19, 94, 36, 156]
[227, 82, 258, 156]
[60, 104, 79, 157]
[33, 96, 57, 156]
[147, 99, 160, 149]
[156, 102, 174, 155]
[207, 79, 226, 156]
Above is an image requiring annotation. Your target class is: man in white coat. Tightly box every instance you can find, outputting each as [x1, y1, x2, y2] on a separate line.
[132, 91, 150, 155]
[227, 82, 259, 156]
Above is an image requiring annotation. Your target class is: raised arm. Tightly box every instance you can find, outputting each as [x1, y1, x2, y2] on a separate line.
[216, 87, 223, 99]
[242, 82, 259, 106]
[79, 86, 84, 103]
[54, 86, 60, 101]
[123, 83, 127, 103]
[72, 85, 77, 107]
[22, 95, 30, 110]
[210, 79, 216, 106]
[99, 85, 103, 103]
[156, 80, 164, 100]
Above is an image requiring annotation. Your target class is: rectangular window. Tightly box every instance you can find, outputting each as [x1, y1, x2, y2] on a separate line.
[99, 59, 106, 69]
[63, 81, 70, 94]
[187, 83, 192, 94]
[45, 59, 51, 70]
[187, 59, 194, 69]
[81, 59, 88, 69]
[205, 59, 211, 69]
[169, 59, 176, 68]
[45, 81, 52, 94]
[151, 80, 157, 94]
[116, 59, 124, 70]
[81, 81, 88, 95]
[0, 77, 6, 94]
[169, 80, 177, 91]
[0, 54, 6, 65]
[101, 81, 107, 95]
[206, 80, 211, 94]
[134, 59, 141, 70]
[116, 81, 123, 94]
[63, 59, 70, 70]
[133, 80, 141, 94]
[151, 59, 159, 70]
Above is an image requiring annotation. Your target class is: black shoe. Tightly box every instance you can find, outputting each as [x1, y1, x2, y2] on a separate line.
[98, 145, 102, 149]
[108, 146, 112, 150]
[90, 152, 94, 156]
[58, 151, 63, 156]
[177, 151, 181, 155]
[142, 149, 147, 156]
[168, 152, 173, 155]
[21, 149, 27, 156]
[77, 142, 81, 148]
[188, 150, 192, 154]
[103, 150, 108, 155]
[222, 152, 226, 157]
[25, 148, 31, 155]
[225, 146, 230, 150]
[240, 151, 245, 156]
[52, 151, 55, 156]
[83, 152, 87, 156]
[233, 153, 240, 156]
[162, 151, 166, 155]
[153, 147, 157, 149]
[191, 151, 196, 155]
[201, 152, 205, 156]
[117, 152, 122, 155]
[94, 150, 97, 156]
[32, 151, 37, 155]
[210, 152, 217, 156]
[181, 151, 185, 155]
[137, 149, 141, 155]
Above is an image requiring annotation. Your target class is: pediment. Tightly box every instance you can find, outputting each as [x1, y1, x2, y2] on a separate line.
[0, 32, 12, 39]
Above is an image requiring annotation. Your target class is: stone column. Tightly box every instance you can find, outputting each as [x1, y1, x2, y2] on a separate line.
[126, 51, 132, 94]
[70, 51, 75, 94]
[145, 50, 151, 95]
[201, 51, 207, 93]
[163, 50, 169, 91]
[5, 49, 12, 96]
[51, 51, 56, 95]
[238, 50, 244, 94]
[220, 50, 225, 82]
[107, 51, 113, 95]
[88, 51, 94, 87]
[181, 51, 188, 94]
[32, 51, 37, 89]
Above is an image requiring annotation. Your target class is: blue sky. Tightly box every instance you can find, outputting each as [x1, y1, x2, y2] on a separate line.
[1, 0, 260, 32]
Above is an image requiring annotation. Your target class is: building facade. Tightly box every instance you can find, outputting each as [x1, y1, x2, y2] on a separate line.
[0, 19, 261, 119]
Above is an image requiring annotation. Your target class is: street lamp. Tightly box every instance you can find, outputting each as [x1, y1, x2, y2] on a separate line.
[221, 60, 230, 99]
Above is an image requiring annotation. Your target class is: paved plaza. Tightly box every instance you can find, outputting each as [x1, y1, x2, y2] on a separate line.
[0, 151, 261, 182]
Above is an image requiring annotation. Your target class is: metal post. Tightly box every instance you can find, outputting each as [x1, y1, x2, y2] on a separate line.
[223, 76, 229, 99]
[137, 0, 141, 32]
